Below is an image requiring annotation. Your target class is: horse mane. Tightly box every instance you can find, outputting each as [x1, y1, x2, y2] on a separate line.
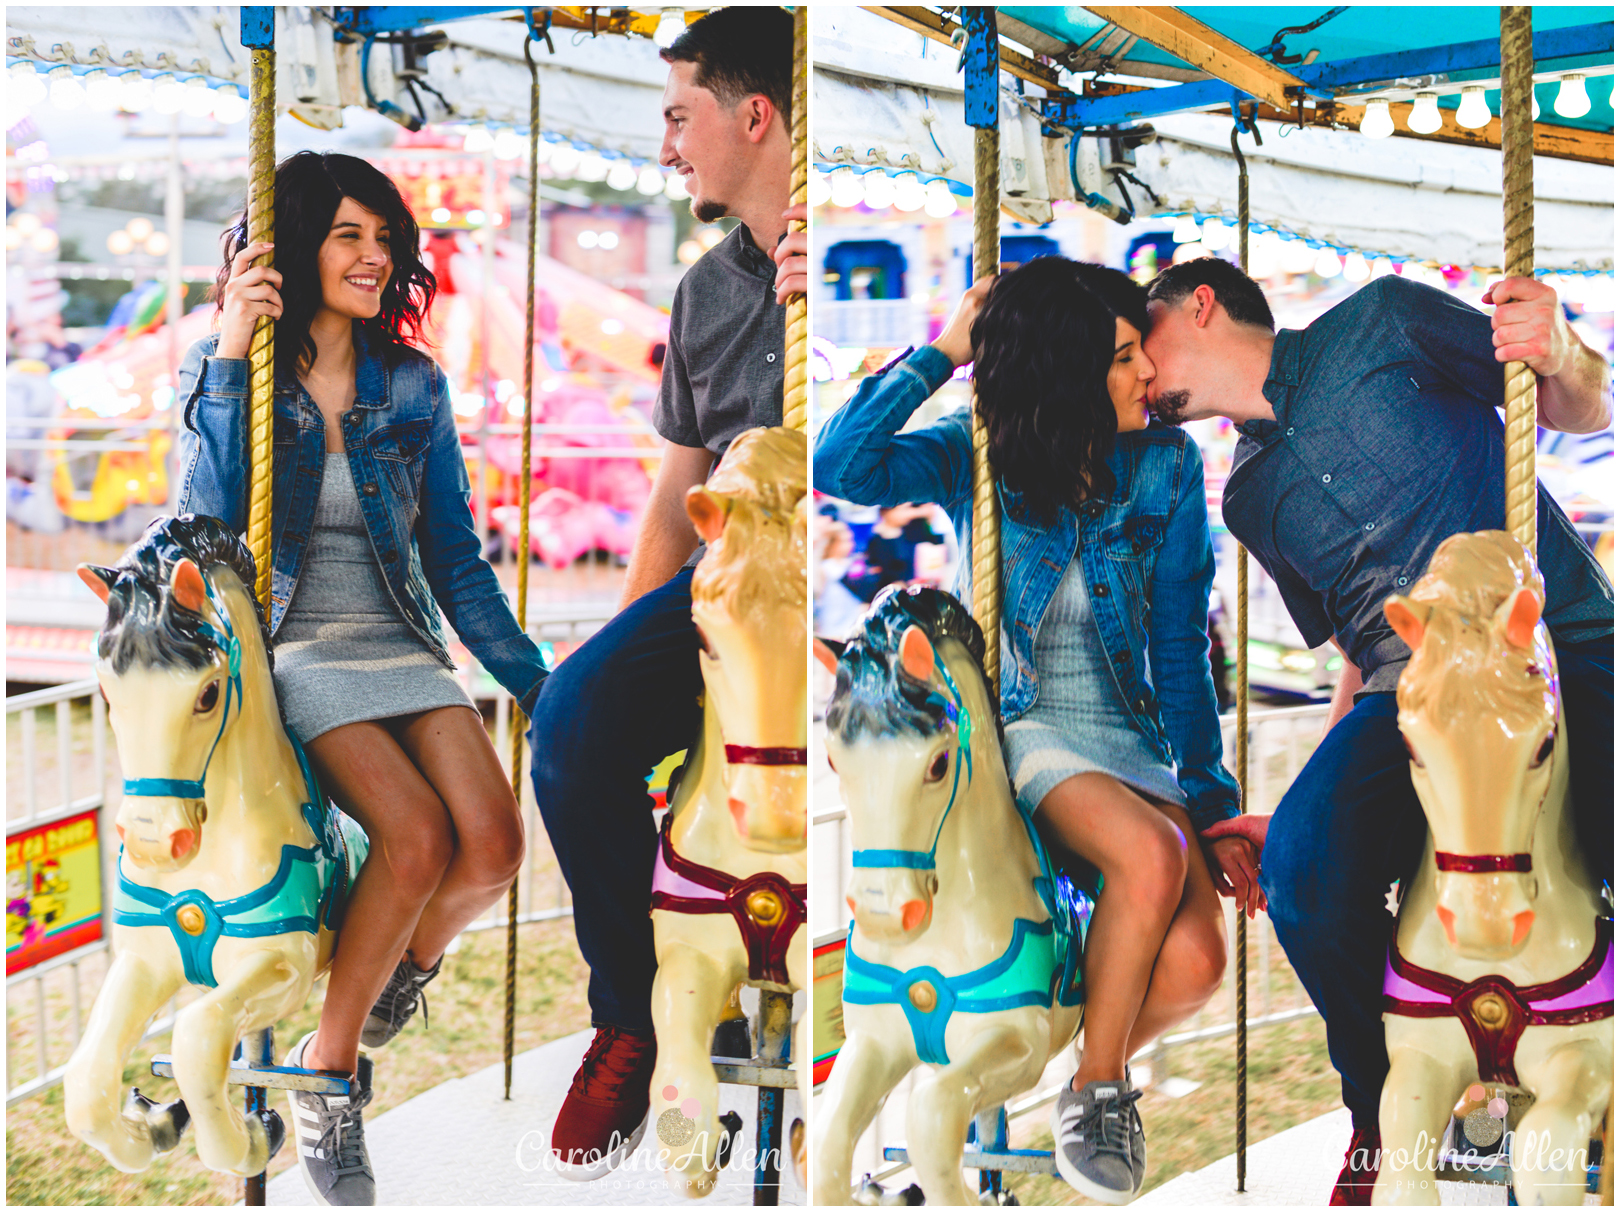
[690, 427, 808, 617]
[98, 515, 270, 675]
[1399, 531, 1552, 728]
[826, 585, 998, 744]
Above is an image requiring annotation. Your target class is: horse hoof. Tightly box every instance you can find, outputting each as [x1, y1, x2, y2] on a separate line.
[126, 1088, 190, 1153]
[892, 1183, 925, 1205]
[255, 1107, 286, 1162]
[715, 1111, 744, 1170]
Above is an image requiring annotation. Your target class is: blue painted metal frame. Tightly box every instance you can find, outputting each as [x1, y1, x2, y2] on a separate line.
[331, 6, 518, 36]
[240, 7, 275, 50]
[1040, 21, 1613, 130]
[961, 8, 1000, 130]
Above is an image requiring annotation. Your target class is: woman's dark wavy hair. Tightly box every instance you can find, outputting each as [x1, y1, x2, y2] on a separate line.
[214, 151, 435, 381]
[970, 257, 1149, 522]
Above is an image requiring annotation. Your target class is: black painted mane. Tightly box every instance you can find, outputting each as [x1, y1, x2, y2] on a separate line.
[825, 585, 996, 743]
[97, 515, 269, 675]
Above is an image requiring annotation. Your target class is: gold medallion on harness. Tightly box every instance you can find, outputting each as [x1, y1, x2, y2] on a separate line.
[1471, 991, 1509, 1029]
[176, 905, 207, 936]
[909, 981, 937, 1013]
[746, 889, 785, 927]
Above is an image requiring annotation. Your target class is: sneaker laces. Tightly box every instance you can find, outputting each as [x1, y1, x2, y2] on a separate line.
[311, 1085, 373, 1179]
[571, 1027, 654, 1102]
[1064, 1088, 1143, 1164]
[381, 958, 433, 1031]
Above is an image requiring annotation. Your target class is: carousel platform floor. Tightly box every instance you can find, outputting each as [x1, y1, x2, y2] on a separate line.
[260, 1025, 805, 1206]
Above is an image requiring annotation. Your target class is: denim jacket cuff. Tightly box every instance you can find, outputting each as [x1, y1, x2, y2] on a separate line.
[902, 344, 957, 395]
[199, 356, 250, 398]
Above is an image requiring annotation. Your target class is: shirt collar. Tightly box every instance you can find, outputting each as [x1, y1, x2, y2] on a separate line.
[1247, 328, 1302, 439]
[727, 223, 777, 282]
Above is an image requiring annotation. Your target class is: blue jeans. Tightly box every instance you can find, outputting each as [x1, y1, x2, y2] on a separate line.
[528, 568, 702, 1033]
[1260, 633, 1612, 1125]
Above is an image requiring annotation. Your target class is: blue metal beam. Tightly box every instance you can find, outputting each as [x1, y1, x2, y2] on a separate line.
[240, 7, 275, 50]
[1044, 79, 1248, 128]
[961, 8, 1000, 129]
[332, 7, 519, 36]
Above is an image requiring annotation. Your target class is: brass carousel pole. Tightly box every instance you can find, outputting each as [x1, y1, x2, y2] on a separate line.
[1229, 119, 1251, 1196]
[1499, 6, 1536, 557]
[781, 5, 809, 434]
[962, 8, 1001, 686]
[244, 10, 276, 621]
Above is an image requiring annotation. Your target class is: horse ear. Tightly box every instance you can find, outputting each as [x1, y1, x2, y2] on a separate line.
[685, 486, 727, 543]
[77, 564, 117, 604]
[899, 625, 935, 683]
[1499, 586, 1542, 649]
[1384, 596, 1427, 651]
[170, 559, 207, 614]
[813, 637, 843, 674]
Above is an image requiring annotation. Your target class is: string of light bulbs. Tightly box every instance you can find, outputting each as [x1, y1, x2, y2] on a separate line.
[1359, 71, 1610, 138]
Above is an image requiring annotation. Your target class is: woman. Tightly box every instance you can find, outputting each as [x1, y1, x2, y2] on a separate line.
[814, 258, 1261, 1205]
[177, 151, 546, 1206]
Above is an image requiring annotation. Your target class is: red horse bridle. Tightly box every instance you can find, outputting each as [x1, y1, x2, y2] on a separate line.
[724, 745, 807, 766]
[1435, 852, 1533, 873]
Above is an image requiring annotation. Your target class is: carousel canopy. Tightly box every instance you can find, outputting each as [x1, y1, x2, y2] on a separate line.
[814, 6, 1615, 271]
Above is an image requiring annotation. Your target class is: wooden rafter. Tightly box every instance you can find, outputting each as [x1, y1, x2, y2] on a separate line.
[862, 6, 1063, 91]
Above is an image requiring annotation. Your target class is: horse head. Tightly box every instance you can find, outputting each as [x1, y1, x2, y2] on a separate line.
[1386, 531, 1562, 961]
[685, 426, 808, 854]
[79, 516, 268, 874]
[824, 585, 991, 944]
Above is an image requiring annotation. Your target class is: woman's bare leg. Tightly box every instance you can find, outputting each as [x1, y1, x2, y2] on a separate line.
[387, 705, 525, 966]
[300, 718, 457, 1075]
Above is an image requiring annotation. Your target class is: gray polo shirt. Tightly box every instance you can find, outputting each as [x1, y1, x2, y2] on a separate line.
[1222, 275, 1613, 694]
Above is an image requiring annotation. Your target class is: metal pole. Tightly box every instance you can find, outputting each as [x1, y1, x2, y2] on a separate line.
[242, 1027, 273, 1205]
[1229, 120, 1251, 1196]
[1499, 7, 1536, 555]
[962, 7, 1002, 687]
[781, 4, 809, 433]
[753, 989, 793, 1205]
[479, 149, 495, 559]
[242, 7, 276, 620]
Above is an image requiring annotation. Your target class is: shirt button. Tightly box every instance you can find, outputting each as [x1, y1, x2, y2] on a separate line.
[1322, 473, 1333, 484]
[1364, 522, 1375, 531]
[1093, 584, 1109, 597]
[1397, 575, 1409, 587]
[345, 414, 358, 425]
[362, 483, 379, 496]
[384, 549, 397, 562]
[1286, 426, 1295, 436]
[766, 352, 777, 363]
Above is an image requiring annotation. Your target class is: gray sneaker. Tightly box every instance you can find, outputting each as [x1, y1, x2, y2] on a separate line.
[361, 954, 440, 1048]
[285, 1032, 375, 1206]
[1050, 1076, 1144, 1205]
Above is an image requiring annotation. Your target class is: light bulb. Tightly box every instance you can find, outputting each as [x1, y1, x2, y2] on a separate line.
[1455, 87, 1491, 130]
[577, 230, 600, 250]
[1201, 217, 1230, 251]
[212, 84, 247, 124]
[152, 73, 186, 114]
[14, 212, 41, 237]
[861, 171, 896, 210]
[807, 170, 832, 208]
[1343, 251, 1370, 282]
[892, 171, 926, 212]
[606, 160, 638, 191]
[4, 227, 22, 251]
[664, 172, 689, 200]
[548, 144, 582, 176]
[576, 152, 610, 183]
[636, 166, 666, 195]
[10, 63, 47, 109]
[1171, 214, 1201, 243]
[1408, 93, 1442, 134]
[431, 207, 451, 223]
[653, 9, 686, 50]
[828, 166, 864, 208]
[462, 124, 494, 154]
[1313, 247, 1343, 278]
[1281, 238, 1317, 275]
[126, 216, 154, 241]
[1360, 98, 1394, 139]
[923, 178, 958, 218]
[48, 65, 84, 111]
[1554, 73, 1590, 119]
[493, 129, 525, 160]
[83, 69, 120, 111]
[120, 71, 153, 112]
[599, 230, 620, 251]
[30, 227, 59, 253]
[182, 77, 215, 118]
[1371, 257, 1396, 278]
[144, 231, 170, 257]
[1248, 230, 1282, 278]
[106, 229, 135, 255]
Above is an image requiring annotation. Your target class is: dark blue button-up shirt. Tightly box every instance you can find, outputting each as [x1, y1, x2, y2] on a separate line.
[1223, 275, 1613, 694]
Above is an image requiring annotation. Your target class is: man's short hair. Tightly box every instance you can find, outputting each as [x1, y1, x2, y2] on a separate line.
[661, 7, 793, 123]
[1148, 256, 1275, 331]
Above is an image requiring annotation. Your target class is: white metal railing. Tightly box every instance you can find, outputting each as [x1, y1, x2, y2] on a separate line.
[811, 701, 1333, 1185]
[4, 609, 614, 1105]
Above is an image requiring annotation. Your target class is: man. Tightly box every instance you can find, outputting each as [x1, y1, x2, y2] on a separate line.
[1141, 258, 1613, 1204]
[526, 6, 805, 1180]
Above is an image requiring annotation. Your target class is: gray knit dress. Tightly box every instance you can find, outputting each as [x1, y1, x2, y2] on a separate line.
[273, 452, 474, 742]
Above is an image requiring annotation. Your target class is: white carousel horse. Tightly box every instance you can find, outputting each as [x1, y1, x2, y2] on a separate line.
[647, 425, 811, 1197]
[64, 515, 365, 1179]
[812, 585, 1088, 1207]
[1375, 531, 1612, 1206]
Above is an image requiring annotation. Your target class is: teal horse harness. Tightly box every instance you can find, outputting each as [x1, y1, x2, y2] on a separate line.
[113, 573, 367, 988]
[843, 651, 1089, 1065]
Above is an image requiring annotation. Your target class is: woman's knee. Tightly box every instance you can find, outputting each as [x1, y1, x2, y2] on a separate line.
[464, 806, 526, 888]
[1163, 915, 1227, 1005]
[1101, 811, 1189, 913]
[373, 805, 455, 890]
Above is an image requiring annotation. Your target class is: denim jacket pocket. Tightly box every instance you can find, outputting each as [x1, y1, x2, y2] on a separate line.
[368, 418, 432, 503]
[1102, 514, 1167, 608]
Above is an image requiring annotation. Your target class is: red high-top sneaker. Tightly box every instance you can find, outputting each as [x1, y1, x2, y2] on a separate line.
[551, 1026, 657, 1181]
[1330, 1124, 1382, 1205]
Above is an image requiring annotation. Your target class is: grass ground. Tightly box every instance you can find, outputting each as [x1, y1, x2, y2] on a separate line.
[6, 918, 590, 1206]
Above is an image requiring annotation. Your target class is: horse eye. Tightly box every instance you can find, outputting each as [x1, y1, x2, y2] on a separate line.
[196, 680, 221, 714]
[1530, 729, 1555, 769]
[1403, 734, 1425, 769]
[925, 751, 950, 783]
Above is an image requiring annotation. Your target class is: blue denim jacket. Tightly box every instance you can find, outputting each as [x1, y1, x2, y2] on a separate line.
[176, 328, 547, 716]
[814, 345, 1238, 828]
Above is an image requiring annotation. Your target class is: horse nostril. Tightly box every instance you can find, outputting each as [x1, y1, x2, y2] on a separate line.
[728, 797, 748, 832]
[116, 824, 126, 843]
[901, 900, 928, 932]
[170, 829, 196, 860]
[846, 896, 857, 917]
[1512, 910, 1534, 946]
[1435, 904, 1457, 945]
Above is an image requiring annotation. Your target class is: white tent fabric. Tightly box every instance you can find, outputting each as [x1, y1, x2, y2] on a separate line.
[812, 7, 1614, 271]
